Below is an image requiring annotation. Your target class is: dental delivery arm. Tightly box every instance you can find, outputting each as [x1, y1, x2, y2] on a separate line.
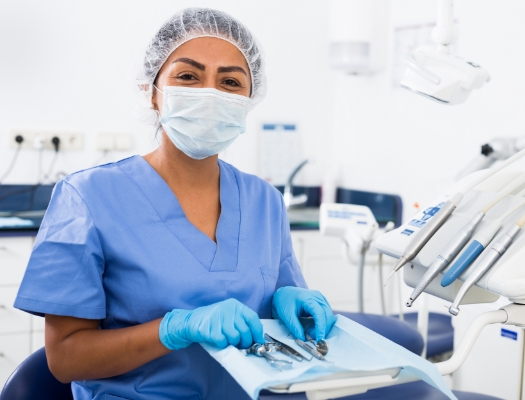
[45, 315, 169, 383]
[386, 147, 525, 284]
[406, 173, 525, 306]
[448, 211, 525, 316]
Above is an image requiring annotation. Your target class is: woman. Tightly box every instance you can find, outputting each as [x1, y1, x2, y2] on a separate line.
[15, 8, 335, 400]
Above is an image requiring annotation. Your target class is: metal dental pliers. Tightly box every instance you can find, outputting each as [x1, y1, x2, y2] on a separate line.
[264, 333, 308, 362]
[246, 343, 293, 370]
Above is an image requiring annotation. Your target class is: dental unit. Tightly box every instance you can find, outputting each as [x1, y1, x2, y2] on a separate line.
[448, 210, 525, 316]
[385, 147, 525, 286]
[405, 173, 525, 306]
[441, 191, 525, 287]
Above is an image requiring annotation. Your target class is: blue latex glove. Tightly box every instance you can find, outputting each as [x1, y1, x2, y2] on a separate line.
[159, 298, 265, 350]
[271, 286, 336, 341]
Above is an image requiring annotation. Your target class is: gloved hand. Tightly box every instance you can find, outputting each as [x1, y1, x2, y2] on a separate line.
[159, 298, 265, 350]
[272, 286, 336, 341]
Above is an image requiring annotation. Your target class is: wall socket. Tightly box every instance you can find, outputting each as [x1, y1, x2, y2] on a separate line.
[96, 133, 133, 151]
[9, 130, 84, 151]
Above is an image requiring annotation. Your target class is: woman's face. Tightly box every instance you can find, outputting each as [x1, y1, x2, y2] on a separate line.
[152, 37, 251, 112]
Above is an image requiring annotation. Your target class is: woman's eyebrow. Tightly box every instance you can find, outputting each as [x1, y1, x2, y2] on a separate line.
[172, 58, 205, 70]
[217, 66, 247, 76]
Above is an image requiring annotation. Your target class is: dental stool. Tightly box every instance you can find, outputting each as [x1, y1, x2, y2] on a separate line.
[260, 311, 501, 400]
[0, 347, 73, 400]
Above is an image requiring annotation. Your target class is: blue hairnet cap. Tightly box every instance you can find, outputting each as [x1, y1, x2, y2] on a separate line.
[136, 7, 267, 110]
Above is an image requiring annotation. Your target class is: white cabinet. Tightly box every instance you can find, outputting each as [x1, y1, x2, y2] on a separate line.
[0, 235, 42, 388]
[0, 333, 31, 385]
[0, 237, 33, 285]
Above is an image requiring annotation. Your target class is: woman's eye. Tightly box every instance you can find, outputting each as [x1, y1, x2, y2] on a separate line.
[223, 79, 239, 87]
[177, 74, 196, 80]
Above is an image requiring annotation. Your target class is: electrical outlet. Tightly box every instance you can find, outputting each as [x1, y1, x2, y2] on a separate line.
[96, 133, 133, 151]
[9, 130, 84, 151]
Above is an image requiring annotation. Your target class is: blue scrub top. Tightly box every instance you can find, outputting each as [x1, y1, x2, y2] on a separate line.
[14, 155, 306, 400]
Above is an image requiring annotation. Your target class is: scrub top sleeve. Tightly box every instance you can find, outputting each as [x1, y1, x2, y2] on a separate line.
[14, 180, 106, 319]
[275, 195, 308, 290]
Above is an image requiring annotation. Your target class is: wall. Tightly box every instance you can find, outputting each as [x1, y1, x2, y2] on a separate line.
[332, 0, 525, 219]
[3, 1, 524, 205]
[0, 0, 334, 185]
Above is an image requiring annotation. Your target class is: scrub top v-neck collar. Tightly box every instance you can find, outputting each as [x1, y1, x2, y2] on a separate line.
[121, 156, 240, 273]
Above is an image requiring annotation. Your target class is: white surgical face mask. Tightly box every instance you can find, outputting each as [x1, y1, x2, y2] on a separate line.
[157, 86, 251, 160]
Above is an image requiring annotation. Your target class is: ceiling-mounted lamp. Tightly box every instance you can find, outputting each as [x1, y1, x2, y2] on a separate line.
[400, 0, 490, 105]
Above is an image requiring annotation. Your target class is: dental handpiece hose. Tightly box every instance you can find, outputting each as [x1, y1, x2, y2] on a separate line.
[406, 173, 525, 306]
[406, 210, 484, 307]
[449, 212, 525, 316]
[441, 195, 525, 287]
[386, 147, 525, 285]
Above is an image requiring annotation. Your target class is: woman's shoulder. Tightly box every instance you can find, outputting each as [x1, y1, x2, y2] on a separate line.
[219, 160, 283, 201]
[62, 155, 139, 194]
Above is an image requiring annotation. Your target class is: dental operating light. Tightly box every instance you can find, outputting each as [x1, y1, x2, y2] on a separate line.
[400, 0, 490, 105]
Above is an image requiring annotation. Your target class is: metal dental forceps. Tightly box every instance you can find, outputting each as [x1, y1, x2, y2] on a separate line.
[246, 343, 293, 370]
[291, 330, 330, 361]
[264, 333, 308, 362]
[305, 332, 329, 356]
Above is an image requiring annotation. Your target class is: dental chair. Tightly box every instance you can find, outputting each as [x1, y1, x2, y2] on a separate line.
[400, 312, 454, 359]
[2, 318, 500, 400]
[0, 347, 72, 400]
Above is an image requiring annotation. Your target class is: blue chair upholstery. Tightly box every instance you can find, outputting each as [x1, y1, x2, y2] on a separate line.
[334, 311, 425, 356]
[398, 312, 454, 358]
[2, 345, 501, 400]
[0, 347, 73, 400]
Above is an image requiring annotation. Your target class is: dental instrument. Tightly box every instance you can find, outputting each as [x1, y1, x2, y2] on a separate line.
[448, 212, 525, 316]
[386, 147, 525, 285]
[305, 332, 329, 356]
[294, 337, 329, 361]
[247, 343, 294, 370]
[263, 333, 308, 362]
[405, 173, 525, 306]
[441, 195, 525, 287]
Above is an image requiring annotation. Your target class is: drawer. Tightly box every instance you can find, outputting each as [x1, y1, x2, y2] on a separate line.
[291, 231, 343, 259]
[31, 330, 45, 353]
[0, 237, 33, 285]
[0, 286, 31, 334]
[0, 333, 31, 388]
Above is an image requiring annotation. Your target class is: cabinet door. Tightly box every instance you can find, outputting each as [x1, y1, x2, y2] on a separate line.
[31, 330, 45, 354]
[0, 286, 31, 334]
[0, 237, 33, 286]
[0, 333, 31, 388]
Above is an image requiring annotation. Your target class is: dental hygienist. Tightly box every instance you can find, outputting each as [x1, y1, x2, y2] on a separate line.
[14, 8, 336, 400]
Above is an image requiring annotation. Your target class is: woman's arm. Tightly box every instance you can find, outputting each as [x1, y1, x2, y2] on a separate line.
[45, 314, 170, 383]
[46, 298, 265, 383]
